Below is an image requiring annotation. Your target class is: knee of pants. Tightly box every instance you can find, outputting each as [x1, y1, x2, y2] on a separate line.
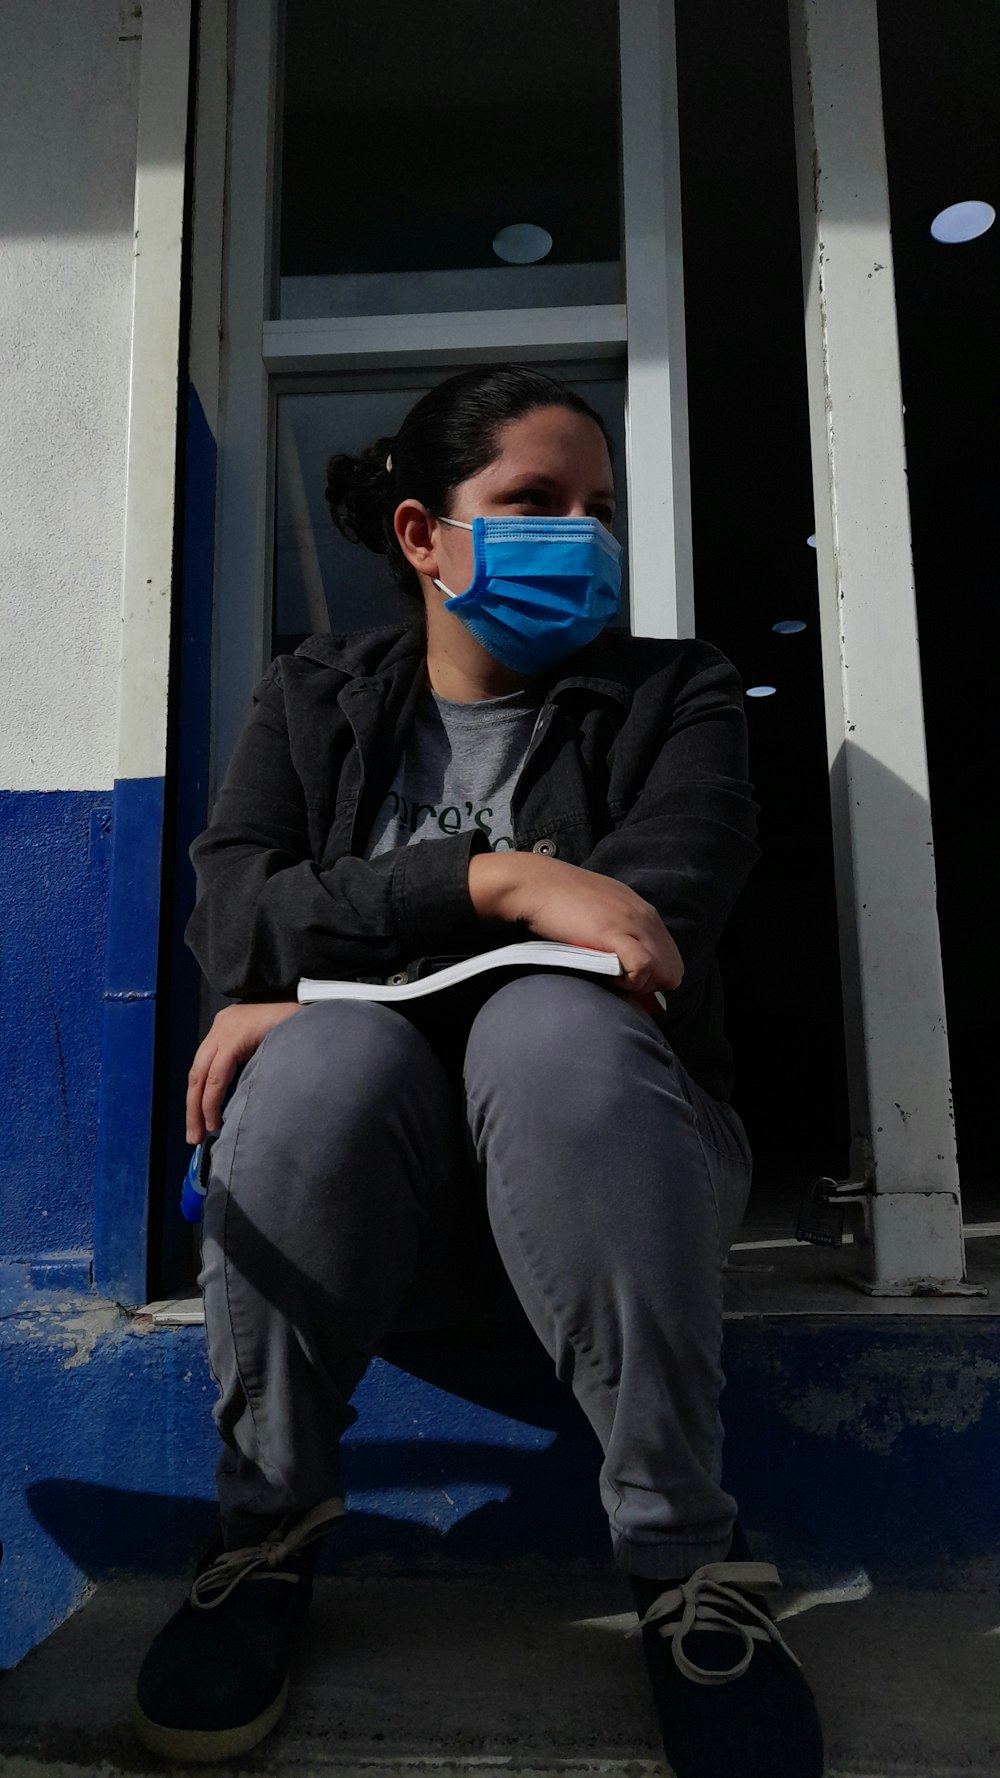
[464, 971, 650, 1139]
[224, 998, 444, 1143]
[205, 999, 457, 1268]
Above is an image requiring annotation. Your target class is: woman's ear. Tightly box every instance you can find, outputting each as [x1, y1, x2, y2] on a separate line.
[394, 500, 439, 578]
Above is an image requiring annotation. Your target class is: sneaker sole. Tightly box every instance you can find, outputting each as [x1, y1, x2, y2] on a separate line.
[131, 1676, 289, 1764]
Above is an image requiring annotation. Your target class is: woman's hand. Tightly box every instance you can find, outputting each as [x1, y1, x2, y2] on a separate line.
[469, 853, 684, 997]
[186, 1002, 302, 1144]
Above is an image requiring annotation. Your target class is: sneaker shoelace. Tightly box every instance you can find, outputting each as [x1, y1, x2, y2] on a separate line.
[631, 1560, 802, 1686]
[190, 1497, 346, 1611]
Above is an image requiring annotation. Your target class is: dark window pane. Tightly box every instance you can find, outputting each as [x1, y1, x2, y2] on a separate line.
[277, 0, 622, 317]
[273, 372, 628, 652]
[675, 0, 850, 1198]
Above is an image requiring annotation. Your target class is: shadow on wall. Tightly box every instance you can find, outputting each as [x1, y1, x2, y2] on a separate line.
[26, 1190, 613, 1580]
[1, 6, 142, 240]
[26, 1420, 611, 1583]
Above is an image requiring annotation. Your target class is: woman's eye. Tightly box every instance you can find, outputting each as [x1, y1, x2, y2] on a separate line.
[505, 489, 614, 525]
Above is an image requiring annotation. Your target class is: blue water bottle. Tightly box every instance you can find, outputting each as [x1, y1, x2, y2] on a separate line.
[180, 1136, 215, 1224]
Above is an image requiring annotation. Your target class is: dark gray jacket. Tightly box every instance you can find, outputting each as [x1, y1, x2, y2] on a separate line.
[187, 621, 760, 1101]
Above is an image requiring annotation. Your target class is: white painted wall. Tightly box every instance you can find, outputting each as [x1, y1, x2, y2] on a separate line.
[0, 2, 140, 791]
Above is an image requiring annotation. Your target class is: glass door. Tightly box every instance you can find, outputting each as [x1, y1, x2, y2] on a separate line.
[212, 0, 690, 779]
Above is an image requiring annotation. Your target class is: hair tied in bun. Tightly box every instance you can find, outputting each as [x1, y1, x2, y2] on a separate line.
[326, 367, 610, 602]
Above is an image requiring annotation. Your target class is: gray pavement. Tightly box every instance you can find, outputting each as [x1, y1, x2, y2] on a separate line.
[1, 1573, 997, 1777]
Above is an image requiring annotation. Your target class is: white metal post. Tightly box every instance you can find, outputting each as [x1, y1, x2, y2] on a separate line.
[618, 0, 694, 640]
[787, 0, 968, 1291]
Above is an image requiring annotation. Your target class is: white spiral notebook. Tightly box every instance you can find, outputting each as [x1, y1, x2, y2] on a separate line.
[297, 941, 623, 1005]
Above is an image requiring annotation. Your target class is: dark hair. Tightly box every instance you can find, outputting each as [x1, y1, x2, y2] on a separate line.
[324, 364, 613, 600]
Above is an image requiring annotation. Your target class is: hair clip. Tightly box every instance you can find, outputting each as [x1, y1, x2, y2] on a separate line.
[385, 453, 393, 473]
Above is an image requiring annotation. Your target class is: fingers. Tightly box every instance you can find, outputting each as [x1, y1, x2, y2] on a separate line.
[628, 902, 684, 993]
[185, 1003, 301, 1148]
[606, 895, 671, 989]
[186, 1036, 214, 1144]
[613, 923, 684, 995]
[186, 1030, 237, 1143]
[185, 1100, 205, 1149]
[201, 1048, 237, 1139]
[613, 934, 656, 993]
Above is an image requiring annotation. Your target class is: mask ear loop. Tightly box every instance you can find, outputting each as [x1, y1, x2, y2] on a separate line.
[432, 514, 475, 598]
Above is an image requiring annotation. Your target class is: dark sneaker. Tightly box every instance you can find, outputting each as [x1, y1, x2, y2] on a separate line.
[132, 1498, 344, 1764]
[631, 1530, 824, 1778]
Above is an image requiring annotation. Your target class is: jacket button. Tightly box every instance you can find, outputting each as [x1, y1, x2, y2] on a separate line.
[387, 971, 409, 986]
[531, 838, 559, 857]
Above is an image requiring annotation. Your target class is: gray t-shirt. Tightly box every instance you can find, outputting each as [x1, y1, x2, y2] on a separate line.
[364, 684, 542, 860]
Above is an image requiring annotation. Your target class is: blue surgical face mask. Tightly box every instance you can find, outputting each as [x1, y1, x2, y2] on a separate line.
[433, 515, 622, 674]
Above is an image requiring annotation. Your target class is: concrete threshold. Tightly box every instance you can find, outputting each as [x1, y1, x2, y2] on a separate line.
[1, 1573, 998, 1778]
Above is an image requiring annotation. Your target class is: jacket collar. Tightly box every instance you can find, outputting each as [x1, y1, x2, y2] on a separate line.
[295, 622, 635, 710]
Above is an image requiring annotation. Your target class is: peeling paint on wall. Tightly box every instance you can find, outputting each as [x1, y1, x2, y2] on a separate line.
[1, 1295, 126, 1369]
[776, 1348, 1000, 1455]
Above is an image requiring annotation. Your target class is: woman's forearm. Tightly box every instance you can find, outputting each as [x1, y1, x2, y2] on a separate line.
[468, 851, 543, 923]
[468, 850, 683, 993]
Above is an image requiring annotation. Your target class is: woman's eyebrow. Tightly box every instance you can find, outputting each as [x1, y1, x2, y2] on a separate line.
[502, 472, 616, 501]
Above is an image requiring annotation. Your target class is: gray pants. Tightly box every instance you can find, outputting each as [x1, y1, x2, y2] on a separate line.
[198, 973, 753, 1578]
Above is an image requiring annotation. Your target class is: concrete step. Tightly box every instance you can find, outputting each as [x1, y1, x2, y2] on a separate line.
[1, 1573, 997, 1778]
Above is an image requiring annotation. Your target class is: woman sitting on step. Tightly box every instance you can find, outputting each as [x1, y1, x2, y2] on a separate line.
[133, 363, 824, 1778]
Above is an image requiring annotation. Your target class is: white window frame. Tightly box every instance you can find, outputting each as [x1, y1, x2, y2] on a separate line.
[212, 0, 692, 778]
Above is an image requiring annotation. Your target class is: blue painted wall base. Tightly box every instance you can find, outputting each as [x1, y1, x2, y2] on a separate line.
[0, 791, 111, 1263]
[93, 775, 166, 1305]
[3, 1297, 998, 1669]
